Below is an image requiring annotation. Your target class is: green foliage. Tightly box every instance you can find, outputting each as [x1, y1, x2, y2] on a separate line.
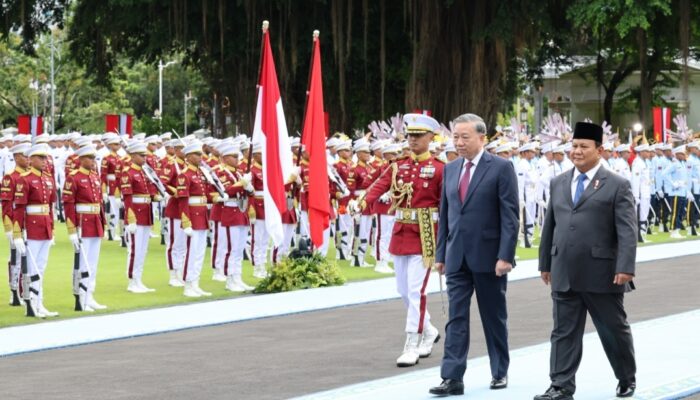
[254, 253, 346, 294]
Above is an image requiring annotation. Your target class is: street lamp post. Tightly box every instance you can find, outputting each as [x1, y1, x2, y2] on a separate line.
[184, 91, 193, 135]
[158, 59, 177, 129]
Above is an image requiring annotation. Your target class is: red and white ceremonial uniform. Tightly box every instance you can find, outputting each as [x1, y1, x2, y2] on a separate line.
[272, 180, 298, 263]
[2, 165, 26, 295]
[364, 151, 443, 334]
[14, 167, 57, 305]
[176, 164, 213, 285]
[213, 165, 251, 281]
[161, 156, 187, 281]
[371, 159, 395, 268]
[352, 159, 380, 266]
[101, 151, 123, 239]
[249, 161, 269, 271]
[334, 157, 355, 259]
[121, 163, 158, 285]
[63, 166, 106, 301]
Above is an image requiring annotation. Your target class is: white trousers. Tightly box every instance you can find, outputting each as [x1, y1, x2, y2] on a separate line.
[375, 214, 395, 263]
[252, 220, 270, 268]
[166, 218, 187, 272]
[108, 196, 121, 237]
[300, 210, 310, 238]
[79, 237, 101, 293]
[355, 215, 373, 261]
[273, 224, 296, 263]
[127, 225, 151, 281]
[337, 214, 353, 258]
[393, 255, 432, 334]
[639, 197, 651, 224]
[211, 221, 222, 272]
[26, 239, 51, 302]
[318, 227, 331, 257]
[217, 225, 248, 277]
[183, 229, 208, 283]
[8, 245, 19, 290]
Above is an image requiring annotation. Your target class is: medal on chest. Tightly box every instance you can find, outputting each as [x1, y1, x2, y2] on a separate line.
[419, 163, 435, 179]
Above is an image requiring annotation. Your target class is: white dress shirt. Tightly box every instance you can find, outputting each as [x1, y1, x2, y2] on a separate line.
[571, 161, 603, 202]
[461, 148, 484, 182]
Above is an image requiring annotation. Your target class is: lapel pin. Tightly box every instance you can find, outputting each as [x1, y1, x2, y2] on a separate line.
[593, 179, 599, 190]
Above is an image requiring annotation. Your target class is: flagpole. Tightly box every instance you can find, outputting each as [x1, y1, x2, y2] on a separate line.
[247, 20, 269, 173]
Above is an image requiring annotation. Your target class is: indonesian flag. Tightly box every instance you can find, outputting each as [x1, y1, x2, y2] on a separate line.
[17, 115, 43, 136]
[252, 22, 294, 247]
[105, 114, 133, 137]
[652, 107, 671, 143]
[301, 31, 330, 248]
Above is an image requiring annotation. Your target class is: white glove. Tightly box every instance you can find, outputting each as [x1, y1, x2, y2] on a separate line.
[183, 227, 193, 237]
[672, 182, 680, 190]
[634, 197, 641, 206]
[239, 173, 252, 186]
[126, 223, 137, 234]
[68, 233, 80, 252]
[341, 189, 351, 198]
[5, 231, 13, 244]
[163, 193, 171, 204]
[688, 194, 695, 202]
[216, 194, 229, 203]
[657, 191, 664, 199]
[244, 182, 254, 193]
[347, 199, 359, 214]
[13, 238, 25, 255]
[379, 193, 390, 203]
[102, 193, 108, 203]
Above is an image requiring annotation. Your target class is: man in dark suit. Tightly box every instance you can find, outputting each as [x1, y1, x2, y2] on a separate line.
[429, 113, 519, 397]
[535, 122, 637, 400]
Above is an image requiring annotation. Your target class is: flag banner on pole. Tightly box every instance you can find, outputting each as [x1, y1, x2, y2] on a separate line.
[252, 21, 294, 247]
[301, 31, 330, 248]
[412, 109, 432, 116]
[17, 115, 43, 143]
[652, 107, 671, 143]
[105, 114, 133, 137]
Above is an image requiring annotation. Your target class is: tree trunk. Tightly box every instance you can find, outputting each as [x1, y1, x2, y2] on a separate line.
[380, 0, 385, 118]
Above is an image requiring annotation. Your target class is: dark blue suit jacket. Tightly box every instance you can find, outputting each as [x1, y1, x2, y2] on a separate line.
[436, 151, 519, 273]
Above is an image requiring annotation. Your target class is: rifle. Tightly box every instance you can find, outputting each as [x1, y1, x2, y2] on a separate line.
[142, 163, 168, 198]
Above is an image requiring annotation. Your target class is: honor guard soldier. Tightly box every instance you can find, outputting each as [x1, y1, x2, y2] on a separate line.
[272, 168, 300, 264]
[334, 140, 355, 260]
[372, 143, 401, 274]
[352, 139, 380, 267]
[2, 143, 30, 306]
[654, 144, 674, 232]
[350, 113, 444, 367]
[13, 143, 58, 318]
[121, 142, 159, 294]
[212, 143, 255, 292]
[161, 139, 187, 286]
[688, 141, 700, 233]
[516, 142, 538, 248]
[663, 145, 691, 239]
[101, 134, 124, 241]
[176, 142, 214, 297]
[63, 145, 107, 311]
[249, 142, 270, 278]
[631, 144, 653, 241]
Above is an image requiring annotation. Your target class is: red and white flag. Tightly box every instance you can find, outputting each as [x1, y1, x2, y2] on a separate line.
[105, 113, 133, 137]
[301, 31, 330, 248]
[252, 21, 294, 246]
[17, 115, 43, 137]
[652, 107, 671, 143]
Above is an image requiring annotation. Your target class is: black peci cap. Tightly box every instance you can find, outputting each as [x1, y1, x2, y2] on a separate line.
[573, 122, 603, 143]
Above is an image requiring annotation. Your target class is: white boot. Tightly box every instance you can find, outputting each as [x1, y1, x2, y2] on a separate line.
[26, 297, 46, 318]
[418, 324, 441, 358]
[374, 260, 394, 274]
[193, 280, 212, 297]
[39, 302, 59, 317]
[88, 294, 107, 310]
[128, 279, 148, 294]
[169, 270, 185, 287]
[670, 229, 685, 239]
[138, 280, 156, 292]
[225, 276, 246, 292]
[235, 276, 255, 291]
[212, 270, 227, 282]
[183, 281, 202, 297]
[396, 333, 421, 367]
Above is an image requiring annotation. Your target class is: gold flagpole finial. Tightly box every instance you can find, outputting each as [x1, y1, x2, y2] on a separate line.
[313, 30, 320, 39]
[262, 20, 269, 33]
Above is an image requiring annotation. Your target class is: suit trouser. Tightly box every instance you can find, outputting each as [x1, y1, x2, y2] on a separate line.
[165, 218, 187, 273]
[670, 196, 687, 230]
[440, 262, 509, 381]
[549, 290, 636, 393]
[218, 225, 247, 278]
[127, 225, 151, 281]
[183, 229, 207, 283]
[79, 237, 101, 294]
[393, 255, 432, 334]
[26, 240, 51, 303]
[375, 214, 394, 263]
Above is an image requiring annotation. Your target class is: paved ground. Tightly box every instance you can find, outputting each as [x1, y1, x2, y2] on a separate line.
[0, 255, 698, 400]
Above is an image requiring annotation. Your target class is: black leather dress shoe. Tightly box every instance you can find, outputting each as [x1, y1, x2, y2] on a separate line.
[429, 379, 464, 397]
[616, 382, 636, 398]
[533, 386, 574, 400]
[490, 376, 508, 389]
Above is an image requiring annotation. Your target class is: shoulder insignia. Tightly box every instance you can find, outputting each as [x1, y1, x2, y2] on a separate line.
[178, 176, 186, 185]
[2, 177, 9, 187]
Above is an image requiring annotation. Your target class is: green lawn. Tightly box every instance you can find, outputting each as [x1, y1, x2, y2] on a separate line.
[0, 221, 695, 328]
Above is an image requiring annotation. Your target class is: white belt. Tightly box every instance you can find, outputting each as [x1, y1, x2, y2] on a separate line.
[354, 190, 366, 196]
[26, 204, 50, 215]
[223, 200, 240, 208]
[107, 174, 116, 181]
[254, 191, 264, 196]
[76, 203, 101, 214]
[188, 196, 207, 205]
[132, 197, 151, 204]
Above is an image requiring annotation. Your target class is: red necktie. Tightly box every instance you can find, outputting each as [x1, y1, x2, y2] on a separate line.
[459, 161, 473, 202]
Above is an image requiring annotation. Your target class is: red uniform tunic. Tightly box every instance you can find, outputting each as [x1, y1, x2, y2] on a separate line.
[353, 160, 380, 216]
[206, 155, 219, 168]
[13, 168, 56, 240]
[100, 152, 123, 196]
[372, 161, 394, 215]
[250, 161, 265, 220]
[364, 152, 443, 256]
[176, 165, 213, 230]
[121, 163, 158, 226]
[63, 167, 105, 238]
[162, 157, 186, 219]
[1, 167, 26, 232]
[334, 158, 355, 213]
[145, 152, 161, 174]
[214, 165, 250, 227]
